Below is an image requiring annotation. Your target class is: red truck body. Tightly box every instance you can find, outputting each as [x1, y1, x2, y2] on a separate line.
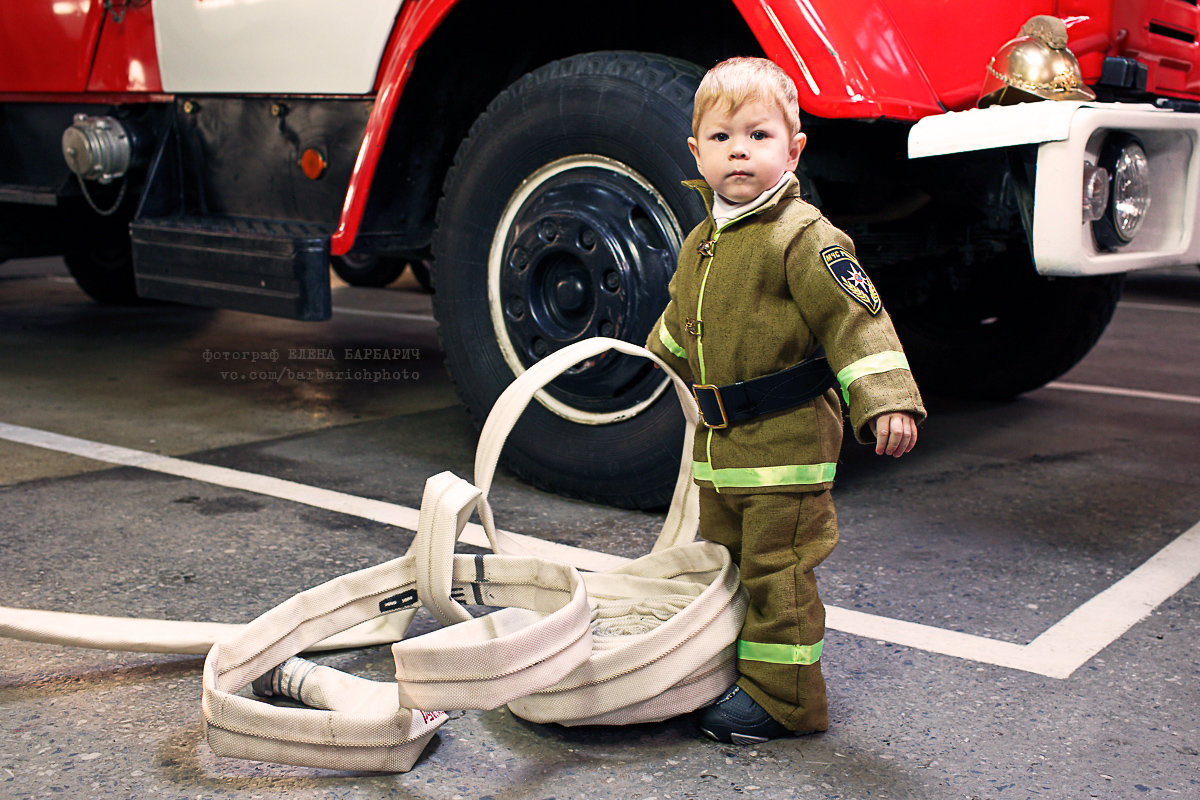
[10, 1, 1199, 254]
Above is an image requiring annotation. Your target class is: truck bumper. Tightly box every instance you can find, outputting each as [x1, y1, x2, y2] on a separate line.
[909, 101, 1200, 277]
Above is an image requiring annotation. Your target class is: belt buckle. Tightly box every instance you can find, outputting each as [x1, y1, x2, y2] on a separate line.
[691, 384, 729, 429]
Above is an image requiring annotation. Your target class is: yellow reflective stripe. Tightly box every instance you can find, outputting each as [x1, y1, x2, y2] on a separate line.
[704, 428, 716, 493]
[694, 232, 718, 385]
[738, 639, 824, 665]
[694, 230, 720, 478]
[836, 351, 910, 405]
[657, 321, 686, 359]
[692, 460, 837, 488]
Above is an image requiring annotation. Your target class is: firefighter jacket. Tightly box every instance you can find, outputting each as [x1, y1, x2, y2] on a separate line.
[646, 174, 926, 494]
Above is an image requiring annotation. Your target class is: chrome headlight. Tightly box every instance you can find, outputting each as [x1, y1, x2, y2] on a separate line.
[1081, 162, 1109, 223]
[1111, 141, 1151, 239]
[1093, 133, 1151, 249]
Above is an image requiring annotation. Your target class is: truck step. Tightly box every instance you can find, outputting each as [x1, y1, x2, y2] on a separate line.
[131, 215, 332, 320]
[0, 183, 59, 206]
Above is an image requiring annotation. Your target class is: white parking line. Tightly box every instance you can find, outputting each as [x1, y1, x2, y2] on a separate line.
[1045, 382, 1200, 406]
[1119, 300, 1200, 315]
[0, 422, 625, 572]
[332, 306, 437, 323]
[828, 520, 1200, 679]
[1018, 520, 1200, 678]
[2, 420, 1197, 680]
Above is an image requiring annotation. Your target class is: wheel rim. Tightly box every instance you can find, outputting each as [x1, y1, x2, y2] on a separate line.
[487, 155, 682, 424]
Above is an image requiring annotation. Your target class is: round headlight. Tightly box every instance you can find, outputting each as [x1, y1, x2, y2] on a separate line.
[1111, 141, 1150, 240]
[1093, 133, 1151, 249]
[1082, 162, 1109, 223]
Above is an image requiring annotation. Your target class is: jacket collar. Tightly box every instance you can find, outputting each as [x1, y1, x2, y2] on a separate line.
[683, 172, 801, 224]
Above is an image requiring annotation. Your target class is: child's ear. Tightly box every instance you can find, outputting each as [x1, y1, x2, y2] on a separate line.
[688, 136, 704, 174]
[788, 132, 807, 170]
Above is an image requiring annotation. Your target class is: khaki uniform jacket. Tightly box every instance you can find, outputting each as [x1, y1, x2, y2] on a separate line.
[646, 174, 926, 494]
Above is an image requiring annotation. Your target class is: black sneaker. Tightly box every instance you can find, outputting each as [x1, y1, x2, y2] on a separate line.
[695, 686, 795, 744]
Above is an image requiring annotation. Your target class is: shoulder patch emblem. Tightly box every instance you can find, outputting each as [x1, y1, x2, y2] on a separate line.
[820, 245, 881, 315]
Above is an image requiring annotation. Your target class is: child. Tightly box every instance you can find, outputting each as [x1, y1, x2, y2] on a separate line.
[646, 57, 925, 744]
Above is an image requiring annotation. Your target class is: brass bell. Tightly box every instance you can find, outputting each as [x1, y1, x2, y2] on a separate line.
[978, 15, 1096, 107]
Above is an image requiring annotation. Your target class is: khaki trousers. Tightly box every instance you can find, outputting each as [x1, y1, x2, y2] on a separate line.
[699, 487, 838, 732]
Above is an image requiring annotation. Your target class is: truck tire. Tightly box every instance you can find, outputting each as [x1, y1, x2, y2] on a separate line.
[331, 254, 406, 287]
[63, 226, 140, 305]
[407, 260, 432, 293]
[890, 254, 1124, 399]
[432, 52, 705, 508]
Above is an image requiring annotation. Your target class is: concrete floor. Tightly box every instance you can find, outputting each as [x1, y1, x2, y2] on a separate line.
[1, 258, 1197, 800]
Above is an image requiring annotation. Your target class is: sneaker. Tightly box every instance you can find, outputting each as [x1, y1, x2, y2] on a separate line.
[695, 685, 795, 744]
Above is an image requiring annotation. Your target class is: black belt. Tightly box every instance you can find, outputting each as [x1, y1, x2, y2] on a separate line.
[691, 356, 838, 429]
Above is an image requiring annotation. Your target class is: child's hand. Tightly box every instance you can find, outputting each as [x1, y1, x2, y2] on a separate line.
[869, 412, 918, 458]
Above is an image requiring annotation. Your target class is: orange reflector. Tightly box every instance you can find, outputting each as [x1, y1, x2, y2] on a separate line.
[299, 148, 327, 180]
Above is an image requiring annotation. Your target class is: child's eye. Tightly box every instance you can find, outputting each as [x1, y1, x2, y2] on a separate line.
[712, 132, 729, 142]
[751, 130, 768, 140]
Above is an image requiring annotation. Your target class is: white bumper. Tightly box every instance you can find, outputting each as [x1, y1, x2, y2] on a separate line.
[909, 102, 1200, 276]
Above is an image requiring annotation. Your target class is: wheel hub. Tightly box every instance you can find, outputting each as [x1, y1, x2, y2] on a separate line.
[490, 156, 681, 420]
[553, 273, 586, 312]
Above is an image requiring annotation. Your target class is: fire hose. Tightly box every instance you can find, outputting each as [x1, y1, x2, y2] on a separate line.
[0, 338, 746, 772]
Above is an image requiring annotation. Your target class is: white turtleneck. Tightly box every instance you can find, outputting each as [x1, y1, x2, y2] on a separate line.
[711, 171, 792, 230]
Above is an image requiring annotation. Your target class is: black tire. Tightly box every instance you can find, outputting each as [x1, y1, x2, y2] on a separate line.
[889, 251, 1124, 399]
[432, 52, 706, 509]
[407, 260, 433, 293]
[331, 253, 407, 287]
[63, 226, 140, 305]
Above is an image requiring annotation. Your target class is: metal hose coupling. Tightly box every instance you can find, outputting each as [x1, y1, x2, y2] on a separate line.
[251, 655, 321, 702]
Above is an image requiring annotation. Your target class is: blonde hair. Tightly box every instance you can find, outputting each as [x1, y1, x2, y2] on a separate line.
[691, 57, 800, 138]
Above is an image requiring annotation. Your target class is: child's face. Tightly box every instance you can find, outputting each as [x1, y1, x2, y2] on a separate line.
[688, 100, 806, 204]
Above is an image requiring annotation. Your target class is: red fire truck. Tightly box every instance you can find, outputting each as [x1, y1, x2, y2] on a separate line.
[2, 1, 1197, 507]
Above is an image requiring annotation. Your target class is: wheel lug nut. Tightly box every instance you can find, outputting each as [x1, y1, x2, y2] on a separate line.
[580, 228, 596, 249]
[532, 338, 548, 357]
[506, 297, 525, 319]
[510, 247, 529, 269]
[599, 321, 615, 337]
[538, 220, 559, 242]
[603, 270, 620, 290]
